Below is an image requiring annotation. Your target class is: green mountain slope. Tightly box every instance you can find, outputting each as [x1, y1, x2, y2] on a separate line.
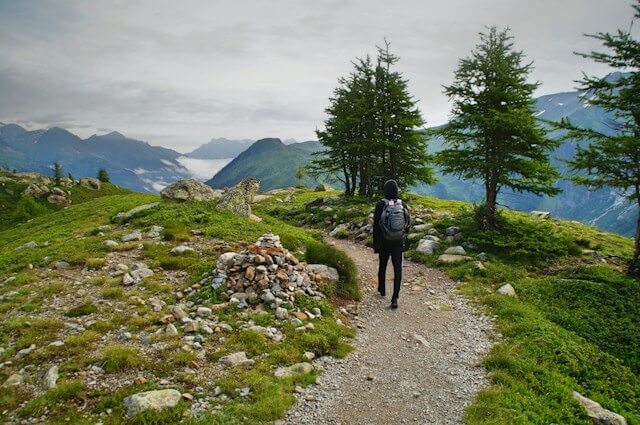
[206, 138, 323, 191]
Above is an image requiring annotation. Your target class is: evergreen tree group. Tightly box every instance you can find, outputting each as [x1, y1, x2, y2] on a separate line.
[309, 41, 433, 198]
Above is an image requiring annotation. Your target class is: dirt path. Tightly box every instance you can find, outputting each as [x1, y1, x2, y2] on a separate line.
[284, 238, 495, 425]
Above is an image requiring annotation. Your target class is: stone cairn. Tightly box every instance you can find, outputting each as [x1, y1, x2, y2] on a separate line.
[208, 233, 331, 318]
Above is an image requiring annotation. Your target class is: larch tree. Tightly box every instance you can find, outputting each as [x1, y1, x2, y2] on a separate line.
[436, 26, 560, 229]
[559, 1, 640, 276]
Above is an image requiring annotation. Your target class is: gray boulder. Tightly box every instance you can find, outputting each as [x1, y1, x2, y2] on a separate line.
[572, 391, 627, 425]
[121, 230, 142, 242]
[160, 179, 222, 202]
[274, 362, 313, 378]
[217, 178, 260, 217]
[22, 183, 49, 198]
[79, 177, 101, 190]
[530, 210, 551, 220]
[497, 283, 517, 297]
[219, 351, 254, 367]
[416, 236, 440, 255]
[308, 264, 340, 283]
[444, 246, 466, 256]
[123, 389, 182, 417]
[111, 202, 160, 224]
[47, 194, 70, 207]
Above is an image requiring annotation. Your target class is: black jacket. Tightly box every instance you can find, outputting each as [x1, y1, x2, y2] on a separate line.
[373, 199, 411, 253]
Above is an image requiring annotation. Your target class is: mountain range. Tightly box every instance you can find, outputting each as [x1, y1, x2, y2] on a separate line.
[0, 124, 190, 193]
[0, 72, 635, 235]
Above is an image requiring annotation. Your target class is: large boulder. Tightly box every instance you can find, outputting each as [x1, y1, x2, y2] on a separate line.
[22, 183, 50, 198]
[572, 391, 627, 425]
[79, 177, 101, 190]
[47, 194, 70, 207]
[161, 179, 222, 202]
[416, 236, 440, 255]
[217, 178, 260, 217]
[123, 389, 181, 417]
[308, 264, 340, 284]
[111, 202, 160, 223]
[530, 210, 551, 220]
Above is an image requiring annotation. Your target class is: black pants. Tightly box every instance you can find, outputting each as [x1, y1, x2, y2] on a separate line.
[378, 245, 403, 301]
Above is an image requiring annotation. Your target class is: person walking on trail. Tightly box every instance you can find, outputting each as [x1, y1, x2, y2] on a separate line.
[373, 179, 411, 308]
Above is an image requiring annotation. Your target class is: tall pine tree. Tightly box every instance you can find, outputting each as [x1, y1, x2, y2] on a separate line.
[436, 27, 560, 229]
[559, 1, 640, 276]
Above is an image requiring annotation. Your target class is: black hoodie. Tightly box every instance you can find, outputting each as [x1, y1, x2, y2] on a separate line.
[373, 180, 410, 253]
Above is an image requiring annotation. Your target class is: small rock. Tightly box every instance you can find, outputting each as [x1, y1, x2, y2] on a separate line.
[2, 373, 24, 387]
[196, 307, 212, 317]
[123, 389, 182, 416]
[275, 307, 289, 320]
[104, 240, 119, 248]
[122, 230, 142, 242]
[15, 241, 37, 250]
[170, 245, 195, 255]
[40, 365, 57, 389]
[219, 351, 254, 367]
[497, 283, 517, 297]
[444, 246, 466, 256]
[165, 324, 179, 337]
[274, 362, 313, 378]
[54, 261, 70, 270]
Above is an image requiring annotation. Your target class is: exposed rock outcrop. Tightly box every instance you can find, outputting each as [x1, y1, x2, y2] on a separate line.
[160, 179, 222, 202]
[217, 178, 260, 217]
[79, 177, 101, 190]
[572, 391, 627, 425]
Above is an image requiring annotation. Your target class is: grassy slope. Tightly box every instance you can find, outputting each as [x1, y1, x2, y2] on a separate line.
[259, 189, 640, 424]
[0, 180, 133, 232]
[0, 192, 358, 424]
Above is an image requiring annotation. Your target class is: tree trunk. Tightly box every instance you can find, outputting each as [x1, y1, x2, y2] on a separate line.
[628, 207, 640, 277]
[486, 184, 498, 230]
[389, 147, 397, 181]
[358, 158, 367, 197]
[342, 163, 351, 196]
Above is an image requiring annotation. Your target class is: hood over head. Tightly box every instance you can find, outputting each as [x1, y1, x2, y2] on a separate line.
[383, 179, 399, 199]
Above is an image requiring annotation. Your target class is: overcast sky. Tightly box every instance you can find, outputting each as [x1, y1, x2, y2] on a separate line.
[0, 0, 633, 153]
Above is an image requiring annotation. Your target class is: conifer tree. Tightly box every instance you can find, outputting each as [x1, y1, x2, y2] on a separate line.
[436, 27, 560, 229]
[53, 162, 63, 186]
[97, 168, 110, 183]
[559, 1, 640, 276]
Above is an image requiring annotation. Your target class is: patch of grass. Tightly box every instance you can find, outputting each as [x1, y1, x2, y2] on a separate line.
[64, 301, 98, 317]
[85, 257, 107, 269]
[2, 316, 64, 350]
[101, 344, 143, 372]
[305, 240, 360, 300]
[515, 268, 640, 374]
[101, 286, 125, 299]
[19, 380, 87, 420]
[462, 288, 640, 425]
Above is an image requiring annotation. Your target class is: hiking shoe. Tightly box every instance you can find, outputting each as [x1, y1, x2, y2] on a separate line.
[378, 288, 386, 297]
[391, 299, 398, 309]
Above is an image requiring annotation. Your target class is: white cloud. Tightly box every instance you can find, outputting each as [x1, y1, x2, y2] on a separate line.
[0, 0, 634, 150]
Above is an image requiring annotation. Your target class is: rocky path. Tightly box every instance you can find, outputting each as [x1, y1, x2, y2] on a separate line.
[285, 238, 495, 425]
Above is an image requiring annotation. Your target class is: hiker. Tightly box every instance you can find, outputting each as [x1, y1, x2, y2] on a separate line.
[373, 179, 410, 308]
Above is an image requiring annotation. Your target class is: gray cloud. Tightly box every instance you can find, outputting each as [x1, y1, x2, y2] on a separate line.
[0, 0, 634, 152]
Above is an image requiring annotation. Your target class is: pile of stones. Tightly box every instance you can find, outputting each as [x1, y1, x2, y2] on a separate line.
[206, 232, 336, 318]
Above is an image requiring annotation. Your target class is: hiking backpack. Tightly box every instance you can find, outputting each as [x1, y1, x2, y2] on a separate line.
[380, 199, 406, 241]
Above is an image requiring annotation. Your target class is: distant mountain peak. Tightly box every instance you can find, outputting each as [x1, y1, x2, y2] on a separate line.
[105, 130, 126, 139]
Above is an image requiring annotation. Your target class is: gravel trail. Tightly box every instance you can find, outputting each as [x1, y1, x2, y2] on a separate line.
[284, 238, 495, 425]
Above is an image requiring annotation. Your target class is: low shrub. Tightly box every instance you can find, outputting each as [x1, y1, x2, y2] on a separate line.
[304, 240, 360, 300]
